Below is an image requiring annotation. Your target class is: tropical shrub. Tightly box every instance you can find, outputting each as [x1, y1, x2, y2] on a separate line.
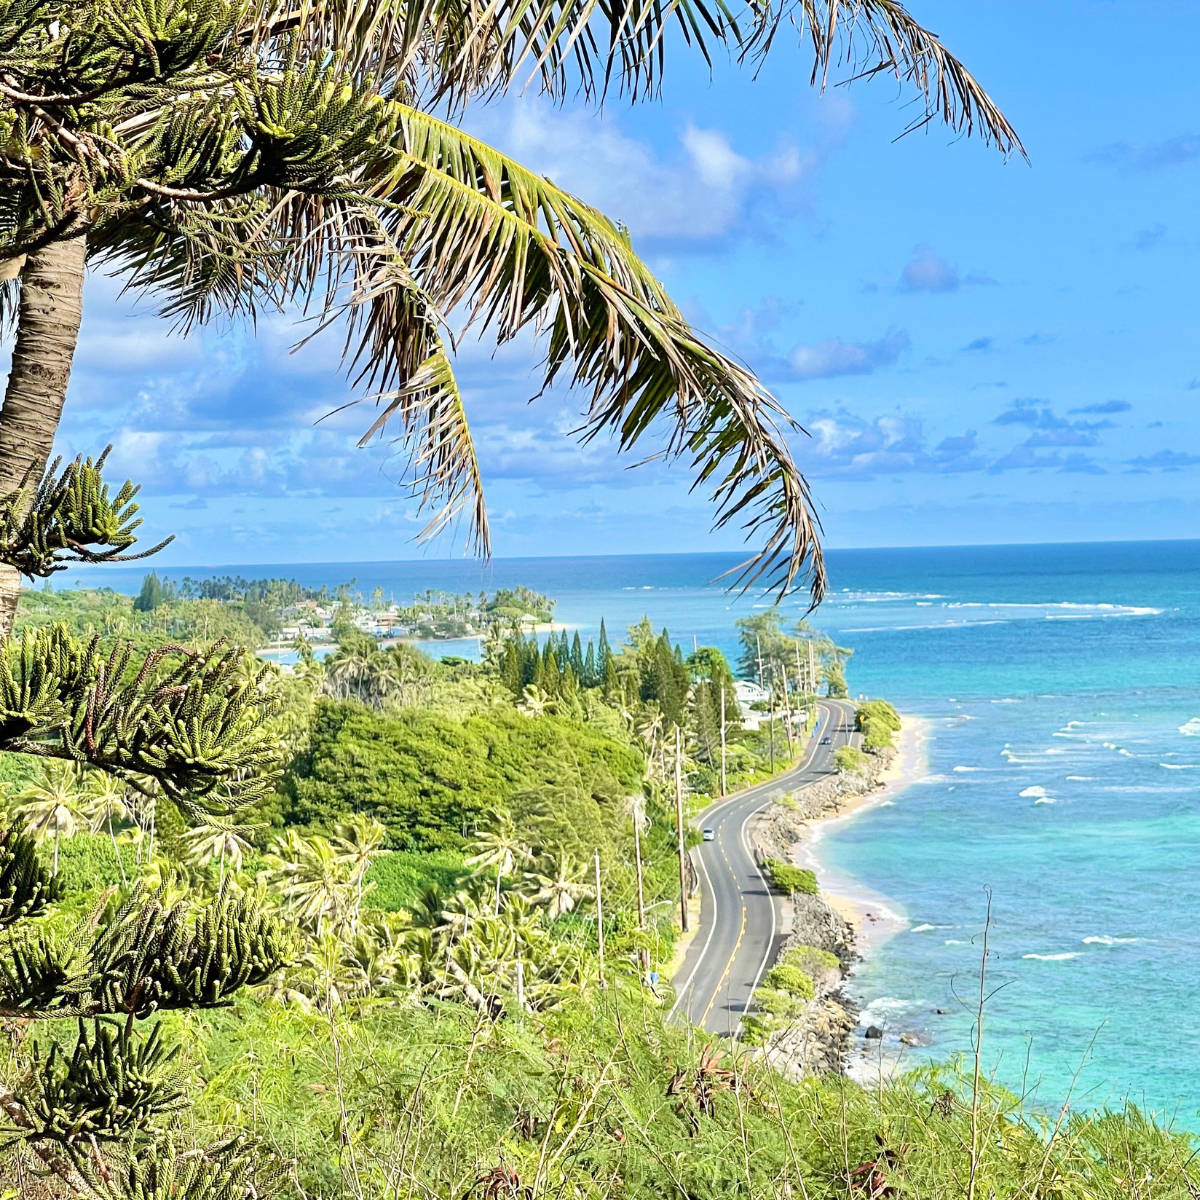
[834, 744, 870, 773]
[763, 858, 819, 895]
[282, 701, 643, 852]
[857, 700, 902, 750]
[763, 962, 815, 1000]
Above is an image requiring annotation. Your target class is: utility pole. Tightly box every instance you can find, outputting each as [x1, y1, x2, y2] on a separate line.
[633, 812, 648, 970]
[594, 850, 606, 988]
[809, 641, 817, 698]
[719, 683, 728, 797]
[755, 635, 765, 691]
[780, 665, 794, 755]
[674, 726, 689, 933]
[768, 685, 776, 774]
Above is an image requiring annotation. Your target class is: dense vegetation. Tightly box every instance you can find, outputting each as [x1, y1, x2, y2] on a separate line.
[4, 570, 1197, 1194]
[857, 699, 903, 750]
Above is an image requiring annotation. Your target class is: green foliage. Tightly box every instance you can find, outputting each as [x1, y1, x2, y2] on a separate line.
[833, 744, 869, 773]
[364, 848, 467, 911]
[0, 883, 288, 1017]
[784, 943, 840, 975]
[0, 821, 61, 927]
[763, 962, 814, 1000]
[0, 448, 171, 579]
[0, 625, 282, 819]
[763, 857, 818, 895]
[282, 700, 642, 852]
[53, 835, 136, 900]
[858, 699, 902, 750]
[79, 1133, 271, 1200]
[188, 986, 1200, 1200]
[23, 1018, 186, 1144]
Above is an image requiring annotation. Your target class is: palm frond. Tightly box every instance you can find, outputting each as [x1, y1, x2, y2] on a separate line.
[771, 0, 1023, 155]
[351, 106, 823, 597]
[286, 0, 1019, 157]
[315, 262, 492, 554]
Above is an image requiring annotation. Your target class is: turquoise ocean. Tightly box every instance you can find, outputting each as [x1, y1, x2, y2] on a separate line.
[74, 540, 1200, 1122]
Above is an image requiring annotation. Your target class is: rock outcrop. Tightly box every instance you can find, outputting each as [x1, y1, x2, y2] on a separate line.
[747, 745, 896, 1080]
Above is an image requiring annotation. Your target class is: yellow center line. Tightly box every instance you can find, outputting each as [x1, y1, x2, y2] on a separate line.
[691, 701, 842, 1031]
[700, 899, 747, 1025]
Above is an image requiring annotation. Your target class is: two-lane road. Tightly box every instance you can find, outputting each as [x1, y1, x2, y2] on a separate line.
[669, 699, 858, 1038]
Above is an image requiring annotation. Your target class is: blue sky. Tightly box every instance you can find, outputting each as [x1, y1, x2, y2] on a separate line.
[35, 0, 1200, 565]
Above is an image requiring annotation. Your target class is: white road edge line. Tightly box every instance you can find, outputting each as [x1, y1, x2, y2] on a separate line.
[668, 700, 845, 1027]
[733, 701, 837, 1039]
[667, 834, 719, 1020]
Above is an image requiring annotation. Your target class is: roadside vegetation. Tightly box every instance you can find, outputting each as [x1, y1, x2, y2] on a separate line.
[1, 0, 1190, 1194]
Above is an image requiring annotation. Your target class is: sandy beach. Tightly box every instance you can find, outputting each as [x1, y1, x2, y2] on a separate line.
[795, 715, 932, 955]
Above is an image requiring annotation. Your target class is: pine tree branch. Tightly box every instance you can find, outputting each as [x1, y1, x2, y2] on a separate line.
[0, 1080, 92, 1192]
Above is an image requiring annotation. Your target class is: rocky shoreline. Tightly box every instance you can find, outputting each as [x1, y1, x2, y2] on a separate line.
[746, 740, 905, 1080]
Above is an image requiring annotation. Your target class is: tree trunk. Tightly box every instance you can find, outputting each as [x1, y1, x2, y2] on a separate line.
[0, 236, 88, 634]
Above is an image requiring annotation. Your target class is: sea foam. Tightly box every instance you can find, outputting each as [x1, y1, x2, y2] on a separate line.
[1022, 952, 1080, 961]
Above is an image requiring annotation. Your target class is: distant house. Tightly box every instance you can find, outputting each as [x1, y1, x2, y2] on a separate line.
[733, 679, 769, 730]
[734, 679, 769, 706]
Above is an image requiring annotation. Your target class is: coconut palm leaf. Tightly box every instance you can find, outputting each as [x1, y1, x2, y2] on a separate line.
[332, 106, 824, 595]
[289, 0, 1023, 157]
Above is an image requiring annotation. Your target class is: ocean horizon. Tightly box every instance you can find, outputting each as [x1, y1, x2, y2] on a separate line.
[70, 539, 1200, 1123]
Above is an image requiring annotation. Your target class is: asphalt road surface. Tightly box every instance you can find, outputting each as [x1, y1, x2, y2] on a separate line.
[668, 699, 859, 1039]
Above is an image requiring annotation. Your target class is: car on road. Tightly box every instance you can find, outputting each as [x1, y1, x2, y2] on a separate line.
[701, 827, 715, 841]
[820, 736, 832, 745]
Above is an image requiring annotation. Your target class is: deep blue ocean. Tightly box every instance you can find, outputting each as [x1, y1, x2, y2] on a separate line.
[72, 541, 1200, 1122]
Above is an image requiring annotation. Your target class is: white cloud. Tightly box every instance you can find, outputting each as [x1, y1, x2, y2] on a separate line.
[472, 100, 821, 242]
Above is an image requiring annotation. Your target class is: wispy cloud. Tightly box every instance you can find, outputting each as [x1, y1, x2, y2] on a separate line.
[1070, 400, 1131, 415]
[781, 329, 909, 380]
[897, 245, 995, 294]
[1125, 450, 1200, 470]
[1092, 134, 1200, 171]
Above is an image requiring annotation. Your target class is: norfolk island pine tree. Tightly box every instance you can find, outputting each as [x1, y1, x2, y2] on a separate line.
[0, 2, 1020, 1196]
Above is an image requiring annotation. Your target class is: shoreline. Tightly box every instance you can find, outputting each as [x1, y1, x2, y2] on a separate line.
[748, 710, 931, 1082]
[798, 715, 932, 956]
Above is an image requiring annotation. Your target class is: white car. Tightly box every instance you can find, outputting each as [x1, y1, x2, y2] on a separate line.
[701, 827, 715, 842]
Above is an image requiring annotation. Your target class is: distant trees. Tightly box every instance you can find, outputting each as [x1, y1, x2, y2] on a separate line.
[133, 570, 174, 612]
[687, 647, 741, 767]
[735, 612, 853, 698]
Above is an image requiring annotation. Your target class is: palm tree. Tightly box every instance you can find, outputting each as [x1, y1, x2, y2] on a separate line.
[524, 851, 593, 918]
[265, 829, 365, 936]
[331, 814, 386, 916]
[467, 813, 532, 914]
[517, 684, 552, 717]
[180, 822, 254, 882]
[13, 763, 87, 874]
[0, 2, 1020, 634]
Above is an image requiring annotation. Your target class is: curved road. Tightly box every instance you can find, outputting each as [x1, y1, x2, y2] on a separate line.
[669, 699, 859, 1039]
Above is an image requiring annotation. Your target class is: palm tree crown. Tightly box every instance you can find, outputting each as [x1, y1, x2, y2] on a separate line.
[0, 0, 1020, 624]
